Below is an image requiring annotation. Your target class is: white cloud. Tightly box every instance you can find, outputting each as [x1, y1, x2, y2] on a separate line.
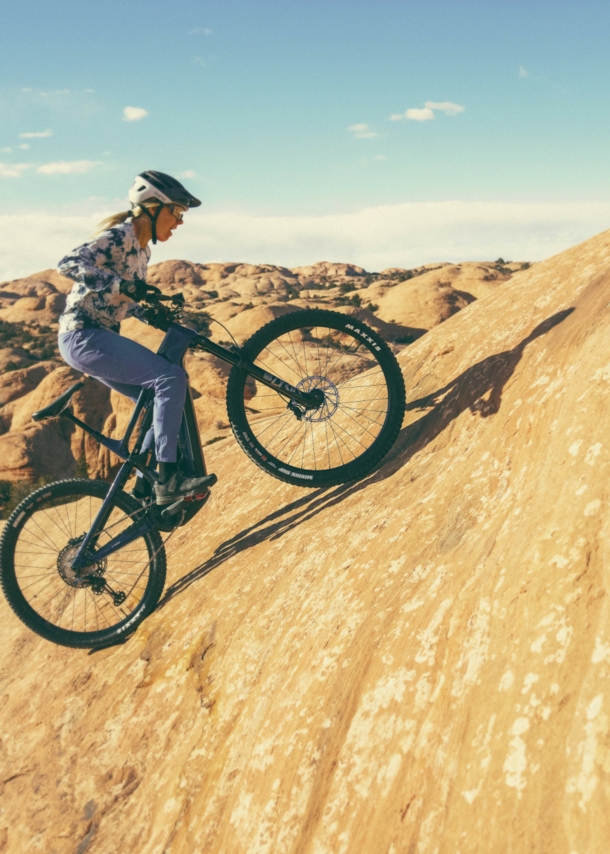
[192, 57, 206, 66]
[391, 101, 465, 122]
[21, 87, 33, 93]
[19, 129, 53, 139]
[36, 160, 101, 175]
[425, 100, 465, 116]
[519, 65, 530, 78]
[374, 155, 386, 161]
[405, 107, 435, 122]
[190, 27, 213, 35]
[3, 201, 610, 280]
[1, 147, 13, 154]
[348, 123, 379, 139]
[122, 106, 148, 122]
[19, 144, 30, 150]
[0, 163, 33, 178]
[181, 170, 196, 179]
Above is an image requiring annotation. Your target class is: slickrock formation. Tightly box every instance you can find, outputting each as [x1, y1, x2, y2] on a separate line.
[0, 234, 608, 852]
[0, 259, 521, 482]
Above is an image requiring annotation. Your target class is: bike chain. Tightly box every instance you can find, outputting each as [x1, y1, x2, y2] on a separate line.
[81, 501, 181, 598]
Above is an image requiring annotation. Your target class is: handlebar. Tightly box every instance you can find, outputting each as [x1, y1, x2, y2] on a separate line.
[140, 290, 187, 330]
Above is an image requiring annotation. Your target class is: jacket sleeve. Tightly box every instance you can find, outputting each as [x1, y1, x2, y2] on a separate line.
[57, 238, 123, 293]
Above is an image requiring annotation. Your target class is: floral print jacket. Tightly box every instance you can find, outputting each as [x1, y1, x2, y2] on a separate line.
[57, 221, 150, 334]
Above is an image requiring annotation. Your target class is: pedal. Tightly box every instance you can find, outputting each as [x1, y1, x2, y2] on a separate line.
[183, 491, 210, 502]
[159, 497, 185, 518]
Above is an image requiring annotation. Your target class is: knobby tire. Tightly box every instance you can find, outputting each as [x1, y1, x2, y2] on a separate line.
[226, 309, 406, 487]
[0, 479, 166, 649]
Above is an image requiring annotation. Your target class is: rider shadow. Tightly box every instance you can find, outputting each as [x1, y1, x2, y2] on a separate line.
[158, 482, 358, 606]
[159, 308, 574, 606]
[377, 307, 574, 478]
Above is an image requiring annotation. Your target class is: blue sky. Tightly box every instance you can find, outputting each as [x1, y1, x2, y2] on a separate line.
[2, 0, 610, 277]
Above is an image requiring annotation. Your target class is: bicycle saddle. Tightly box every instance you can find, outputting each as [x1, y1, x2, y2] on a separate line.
[32, 380, 85, 422]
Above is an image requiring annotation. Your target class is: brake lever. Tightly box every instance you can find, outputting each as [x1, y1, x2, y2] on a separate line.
[145, 292, 185, 305]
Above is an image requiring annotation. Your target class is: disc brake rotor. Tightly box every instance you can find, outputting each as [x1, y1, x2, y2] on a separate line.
[57, 538, 106, 589]
[296, 375, 339, 422]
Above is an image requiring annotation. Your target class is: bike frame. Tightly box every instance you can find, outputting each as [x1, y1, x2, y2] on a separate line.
[65, 321, 322, 574]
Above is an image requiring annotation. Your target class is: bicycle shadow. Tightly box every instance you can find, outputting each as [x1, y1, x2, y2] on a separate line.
[378, 307, 574, 477]
[159, 308, 573, 606]
[157, 481, 360, 606]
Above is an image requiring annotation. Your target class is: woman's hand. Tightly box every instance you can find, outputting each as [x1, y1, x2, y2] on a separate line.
[119, 279, 161, 302]
[119, 278, 162, 302]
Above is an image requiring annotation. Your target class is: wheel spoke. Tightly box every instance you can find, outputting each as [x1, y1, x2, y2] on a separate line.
[4, 483, 163, 643]
[228, 311, 404, 483]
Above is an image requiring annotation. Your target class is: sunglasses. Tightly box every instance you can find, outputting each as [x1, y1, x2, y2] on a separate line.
[167, 204, 187, 221]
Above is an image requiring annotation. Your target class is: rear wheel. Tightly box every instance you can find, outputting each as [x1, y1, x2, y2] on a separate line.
[226, 309, 406, 486]
[0, 479, 166, 648]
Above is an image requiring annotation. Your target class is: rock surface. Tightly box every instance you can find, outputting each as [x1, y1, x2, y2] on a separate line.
[0, 235, 608, 851]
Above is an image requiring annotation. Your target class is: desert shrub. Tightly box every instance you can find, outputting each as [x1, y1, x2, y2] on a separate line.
[520, 262, 530, 270]
[366, 303, 379, 312]
[0, 475, 55, 519]
[185, 312, 211, 335]
[0, 319, 59, 361]
[339, 282, 356, 293]
[74, 453, 89, 479]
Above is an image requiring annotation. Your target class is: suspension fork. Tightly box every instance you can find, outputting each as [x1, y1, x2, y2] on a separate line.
[193, 335, 324, 409]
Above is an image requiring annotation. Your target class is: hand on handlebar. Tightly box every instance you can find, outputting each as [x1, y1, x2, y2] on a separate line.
[119, 278, 162, 303]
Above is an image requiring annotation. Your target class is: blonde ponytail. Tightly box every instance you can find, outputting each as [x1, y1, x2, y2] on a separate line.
[93, 201, 162, 236]
[94, 210, 132, 234]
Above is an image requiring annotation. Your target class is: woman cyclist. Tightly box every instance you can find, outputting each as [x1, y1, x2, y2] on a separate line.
[57, 170, 217, 505]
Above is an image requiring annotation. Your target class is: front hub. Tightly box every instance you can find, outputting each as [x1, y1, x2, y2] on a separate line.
[296, 376, 340, 422]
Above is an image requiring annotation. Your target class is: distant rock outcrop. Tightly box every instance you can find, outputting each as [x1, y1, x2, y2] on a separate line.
[0, 233, 608, 852]
[0, 258, 523, 484]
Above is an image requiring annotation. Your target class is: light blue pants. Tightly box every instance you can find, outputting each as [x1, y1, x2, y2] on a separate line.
[58, 328, 186, 463]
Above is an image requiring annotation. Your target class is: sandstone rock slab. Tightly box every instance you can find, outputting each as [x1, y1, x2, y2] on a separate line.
[0, 232, 608, 852]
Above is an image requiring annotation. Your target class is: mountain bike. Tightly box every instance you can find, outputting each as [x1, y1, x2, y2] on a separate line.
[0, 292, 406, 648]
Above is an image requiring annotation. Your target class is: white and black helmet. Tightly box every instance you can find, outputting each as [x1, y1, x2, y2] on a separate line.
[128, 170, 201, 209]
[128, 170, 200, 244]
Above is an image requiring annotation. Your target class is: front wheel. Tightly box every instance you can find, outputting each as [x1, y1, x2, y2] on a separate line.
[226, 309, 406, 486]
[0, 479, 166, 648]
